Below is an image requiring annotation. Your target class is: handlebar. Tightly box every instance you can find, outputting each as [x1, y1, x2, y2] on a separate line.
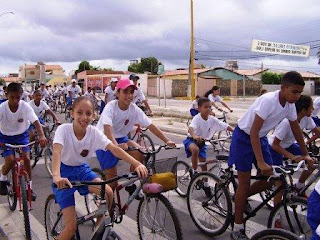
[267, 160, 306, 182]
[0, 141, 36, 149]
[126, 144, 179, 155]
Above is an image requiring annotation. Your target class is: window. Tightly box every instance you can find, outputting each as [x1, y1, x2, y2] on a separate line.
[30, 71, 35, 75]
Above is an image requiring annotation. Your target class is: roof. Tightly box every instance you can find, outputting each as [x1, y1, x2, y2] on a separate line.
[164, 68, 211, 76]
[234, 69, 268, 76]
[45, 65, 63, 71]
[2, 77, 21, 83]
[83, 70, 126, 75]
[269, 70, 320, 78]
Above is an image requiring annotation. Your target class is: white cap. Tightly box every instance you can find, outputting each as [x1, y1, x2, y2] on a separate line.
[71, 79, 77, 83]
[110, 78, 118, 83]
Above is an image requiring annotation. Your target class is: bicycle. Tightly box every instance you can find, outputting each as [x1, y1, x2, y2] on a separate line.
[2, 141, 36, 240]
[130, 124, 155, 152]
[172, 138, 229, 197]
[250, 228, 300, 240]
[186, 161, 312, 239]
[45, 171, 183, 240]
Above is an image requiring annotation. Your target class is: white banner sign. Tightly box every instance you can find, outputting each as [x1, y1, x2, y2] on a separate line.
[251, 39, 310, 58]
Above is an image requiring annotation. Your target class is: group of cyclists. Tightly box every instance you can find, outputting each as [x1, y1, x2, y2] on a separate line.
[1, 71, 320, 239]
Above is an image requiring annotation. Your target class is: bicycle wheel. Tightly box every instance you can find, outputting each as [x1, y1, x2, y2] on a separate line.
[137, 133, 155, 152]
[172, 160, 192, 197]
[30, 143, 39, 169]
[187, 172, 232, 236]
[20, 175, 31, 240]
[44, 145, 53, 177]
[267, 196, 311, 239]
[44, 113, 55, 133]
[217, 130, 232, 152]
[85, 168, 106, 215]
[251, 228, 300, 240]
[7, 169, 17, 211]
[137, 194, 183, 240]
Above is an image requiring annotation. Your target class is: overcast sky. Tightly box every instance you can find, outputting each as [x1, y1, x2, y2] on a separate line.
[1, 0, 320, 75]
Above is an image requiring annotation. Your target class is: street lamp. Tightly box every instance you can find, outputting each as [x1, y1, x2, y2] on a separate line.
[0, 11, 14, 18]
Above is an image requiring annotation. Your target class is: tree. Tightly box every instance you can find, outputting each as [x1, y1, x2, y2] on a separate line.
[127, 57, 159, 74]
[262, 72, 283, 84]
[75, 60, 91, 75]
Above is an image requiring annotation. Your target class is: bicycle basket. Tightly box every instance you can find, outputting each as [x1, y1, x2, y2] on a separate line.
[149, 157, 177, 192]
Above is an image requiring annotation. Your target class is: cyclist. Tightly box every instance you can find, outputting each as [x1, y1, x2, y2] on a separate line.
[0, 86, 7, 104]
[204, 86, 233, 113]
[104, 78, 118, 104]
[96, 78, 175, 191]
[228, 71, 312, 240]
[66, 79, 82, 107]
[312, 97, 320, 127]
[190, 95, 200, 117]
[52, 96, 147, 240]
[183, 97, 233, 195]
[129, 74, 153, 116]
[0, 83, 47, 200]
[39, 82, 50, 101]
[268, 95, 318, 227]
[28, 90, 61, 142]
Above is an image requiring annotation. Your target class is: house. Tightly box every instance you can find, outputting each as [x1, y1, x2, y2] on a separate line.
[234, 69, 268, 80]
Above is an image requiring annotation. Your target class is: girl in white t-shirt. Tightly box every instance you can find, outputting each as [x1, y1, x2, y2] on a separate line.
[204, 86, 233, 113]
[28, 90, 61, 141]
[52, 96, 148, 240]
[96, 78, 175, 190]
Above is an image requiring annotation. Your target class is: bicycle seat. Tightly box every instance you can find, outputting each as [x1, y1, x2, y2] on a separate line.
[216, 155, 229, 161]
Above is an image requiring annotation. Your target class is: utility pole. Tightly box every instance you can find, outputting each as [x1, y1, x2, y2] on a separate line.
[190, 0, 195, 100]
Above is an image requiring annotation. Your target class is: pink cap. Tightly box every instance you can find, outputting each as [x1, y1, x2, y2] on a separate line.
[116, 78, 137, 90]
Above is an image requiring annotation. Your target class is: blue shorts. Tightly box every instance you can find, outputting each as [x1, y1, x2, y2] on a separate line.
[190, 108, 199, 117]
[0, 130, 30, 157]
[312, 117, 320, 127]
[269, 143, 302, 166]
[52, 163, 98, 210]
[66, 97, 73, 106]
[228, 126, 272, 172]
[308, 190, 320, 240]
[100, 100, 106, 114]
[183, 137, 207, 159]
[96, 136, 129, 170]
[28, 117, 44, 131]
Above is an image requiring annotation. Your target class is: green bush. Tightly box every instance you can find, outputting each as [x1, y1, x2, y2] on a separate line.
[262, 72, 283, 84]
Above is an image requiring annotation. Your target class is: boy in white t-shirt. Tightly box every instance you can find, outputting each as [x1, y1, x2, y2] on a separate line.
[204, 86, 233, 113]
[52, 96, 147, 240]
[39, 83, 50, 100]
[228, 71, 313, 239]
[189, 95, 200, 117]
[184, 97, 233, 193]
[104, 78, 118, 104]
[312, 97, 320, 127]
[28, 90, 61, 141]
[66, 79, 82, 103]
[0, 83, 47, 200]
[96, 78, 175, 190]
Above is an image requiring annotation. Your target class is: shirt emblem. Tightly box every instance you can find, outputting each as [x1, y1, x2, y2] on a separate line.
[18, 118, 24, 123]
[80, 149, 89, 157]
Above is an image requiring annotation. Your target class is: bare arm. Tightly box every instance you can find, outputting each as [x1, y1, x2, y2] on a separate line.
[306, 127, 320, 145]
[142, 100, 152, 114]
[148, 124, 175, 147]
[227, 125, 234, 132]
[52, 143, 72, 188]
[221, 101, 232, 112]
[33, 120, 47, 147]
[271, 137, 301, 161]
[104, 124, 117, 145]
[46, 109, 59, 123]
[105, 93, 109, 103]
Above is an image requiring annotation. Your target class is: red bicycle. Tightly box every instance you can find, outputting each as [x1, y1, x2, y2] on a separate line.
[2, 141, 35, 240]
[130, 124, 155, 151]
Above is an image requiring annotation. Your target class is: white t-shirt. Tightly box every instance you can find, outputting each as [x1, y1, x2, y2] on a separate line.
[28, 100, 50, 117]
[53, 124, 111, 166]
[0, 100, 38, 136]
[39, 88, 50, 100]
[66, 85, 81, 98]
[191, 99, 198, 109]
[104, 86, 117, 102]
[238, 90, 297, 137]
[133, 87, 146, 104]
[0, 88, 6, 100]
[208, 94, 222, 103]
[96, 100, 152, 138]
[312, 97, 320, 117]
[189, 114, 229, 140]
[21, 91, 30, 102]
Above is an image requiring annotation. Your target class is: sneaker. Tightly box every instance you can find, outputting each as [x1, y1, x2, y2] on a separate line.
[230, 229, 249, 240]
[202, 186, 212, 198]
[31, 190, 37, 201]
[0, 180, 9, 195]
[125, 184, 142, 200]
[274, 219, 282, 229]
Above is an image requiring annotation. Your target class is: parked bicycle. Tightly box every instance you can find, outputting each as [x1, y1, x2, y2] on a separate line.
[2, 141, 36, 240]
[186, 161, 311, 239]
[45, 171, 183, 240]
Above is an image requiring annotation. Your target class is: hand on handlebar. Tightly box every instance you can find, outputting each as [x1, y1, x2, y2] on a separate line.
[118, 143, 129, 150]
[257, 161, 273, 176]
[39, 135, 48, 148]
[302, 155, 316, 171]
[134, 164, 148, 178]
[53, 176, 73, 189]
[165, 140, 176, 148]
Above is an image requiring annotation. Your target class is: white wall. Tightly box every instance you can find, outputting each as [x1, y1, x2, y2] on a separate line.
[156, 77, 172, 98]
[263, 81, 315, 95]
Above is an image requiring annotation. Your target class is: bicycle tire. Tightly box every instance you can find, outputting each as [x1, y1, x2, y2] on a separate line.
[217, 130, 232, 152]
[172, 160, 192, 197]
[30, 144, 39, 169]
[267, 196, 311, 239]
[44, 194, 80, 240]
[137, 194, 183, 240]
[84, 168, 106, 216]
[187, 172, 232, 236]
[44, 112, 55, 133]
[250, 228, 300, 240]
[20, 175, 32, 240]
[136, 133, 155, 152]
[44, 145, 53, 177]
[7, 169, 17, 211]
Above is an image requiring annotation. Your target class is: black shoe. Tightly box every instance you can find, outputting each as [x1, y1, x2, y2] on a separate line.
[125, 184, 143, 200]
[202, 186, 212, 198]
[0, 180, 9, 195]
[31, 190, 37, 201]
[244, 202, 252, 216]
